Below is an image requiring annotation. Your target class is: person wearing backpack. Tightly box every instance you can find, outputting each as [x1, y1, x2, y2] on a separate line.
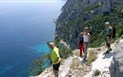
[78, 32, 84, 57]
[104, 22, 113, 54]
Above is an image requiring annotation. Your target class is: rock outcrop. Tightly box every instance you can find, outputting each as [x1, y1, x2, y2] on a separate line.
[110, 39, 123, 77]
[36, 37, 123, 77]
[35, 49, 92, 77]
[56, 0, 123, 49]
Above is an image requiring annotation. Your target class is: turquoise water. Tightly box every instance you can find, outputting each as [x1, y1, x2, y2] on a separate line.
[0, 0, 66, 77]
[33, 43, 51, 53]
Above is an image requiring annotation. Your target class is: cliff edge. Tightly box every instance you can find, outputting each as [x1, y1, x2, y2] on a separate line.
[36, 36, 123, 77]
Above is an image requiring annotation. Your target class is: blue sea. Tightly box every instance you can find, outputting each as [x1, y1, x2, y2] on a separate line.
[0, 0, 66, 77]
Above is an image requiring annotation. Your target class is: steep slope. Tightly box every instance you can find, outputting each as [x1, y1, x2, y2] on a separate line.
[56, 0, 123, 49]
[110, 36, 123, 77]
[36, 37, 123, 77]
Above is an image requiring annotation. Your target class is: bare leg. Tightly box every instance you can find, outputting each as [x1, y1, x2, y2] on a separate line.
[106, 36, 111, 51]
[84, 42, 88, 60]
[53, 70, 58, 77]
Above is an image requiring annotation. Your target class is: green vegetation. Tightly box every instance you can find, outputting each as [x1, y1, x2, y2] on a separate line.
[86, 49, 97, 65]
[55, 36, 73, 59]
[30, 53, 51, 76]
[59, 46, 73, 59]
[84, 2, 103, 13]
[92, 69, 101, 77]
[83, 10, 123, 47]
[63, 10, 123, 47]
[83, 8, 123, 47]
[57, 1, 123, 48]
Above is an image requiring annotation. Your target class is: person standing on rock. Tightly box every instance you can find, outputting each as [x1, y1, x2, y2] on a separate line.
[48, 42, 61, 77]
[83, 27, 91, 62]
[104, 22, 113, 54]
[78, 32, 84, 57]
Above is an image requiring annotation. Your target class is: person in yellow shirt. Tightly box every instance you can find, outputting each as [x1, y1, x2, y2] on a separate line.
[48, 42, 61, 77]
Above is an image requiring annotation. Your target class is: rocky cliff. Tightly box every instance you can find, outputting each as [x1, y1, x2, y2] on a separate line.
[110, 36, 123, 77]
[34, 36, 123, 77]
[35, 36, 123, 77]
[56, 0, 123, 49]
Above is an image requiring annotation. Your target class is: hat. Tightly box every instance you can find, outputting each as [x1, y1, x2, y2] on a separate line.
[105, 22, 110, 25]
[84, 27, 89, 30]
[49, 42, 54, 46]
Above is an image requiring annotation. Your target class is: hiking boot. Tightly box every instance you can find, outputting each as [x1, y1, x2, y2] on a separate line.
[104, 50, 110, 54]
[80, 55, 83, 58]
[81, 55, 83, 58]
[80, 53, 84, 58]
[83, 58, 87, 63]
[109, 48, 112, 51]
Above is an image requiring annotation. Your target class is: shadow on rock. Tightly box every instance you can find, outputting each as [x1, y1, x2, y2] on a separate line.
[103, 52, 113, 59]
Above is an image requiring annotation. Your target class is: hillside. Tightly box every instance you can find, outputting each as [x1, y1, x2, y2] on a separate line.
[55, 0, 123, 49]
[31, 0, 123, 77]
[35, 36, 123, 77]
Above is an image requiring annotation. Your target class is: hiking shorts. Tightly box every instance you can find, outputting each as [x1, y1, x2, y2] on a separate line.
[106, 35, 111, 44]
[53, 62, 60, 71]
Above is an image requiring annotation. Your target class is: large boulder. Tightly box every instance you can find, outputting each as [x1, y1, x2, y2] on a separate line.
[110, 40, 123, 77]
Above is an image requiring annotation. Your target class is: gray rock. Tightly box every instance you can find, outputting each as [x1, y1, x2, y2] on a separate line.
[121, 35, 123, 39]
[109, 60, 115, 77]
[110, 43, 123, 77]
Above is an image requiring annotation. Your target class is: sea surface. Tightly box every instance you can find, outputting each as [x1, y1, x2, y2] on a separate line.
[0, 0, 66, 77]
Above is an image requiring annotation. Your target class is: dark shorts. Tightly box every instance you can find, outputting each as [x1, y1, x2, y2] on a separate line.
[106, 35, 111, 43]
[53, 62, 60, 71]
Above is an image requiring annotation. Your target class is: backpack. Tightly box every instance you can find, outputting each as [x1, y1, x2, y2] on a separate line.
[112, 27, 116, 38]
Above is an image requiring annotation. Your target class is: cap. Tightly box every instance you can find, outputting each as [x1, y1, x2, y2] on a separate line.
[105, 22, 110, 25]
[49, 42, 55, 46]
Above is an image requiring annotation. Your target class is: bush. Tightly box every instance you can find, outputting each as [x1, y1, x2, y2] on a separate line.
[55, 37, 73, 59]
[59, 46, 73, 59]
[92, 69, 101, 77]
[30, 53, 51, 76]
[86, 49, 97, 65]
[70, 58, 80, 69]
[30, 60, 44, 76]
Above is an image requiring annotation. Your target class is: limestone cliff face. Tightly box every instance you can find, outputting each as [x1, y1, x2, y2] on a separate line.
[56, 0, 123, 49]
[109, 37, 123, 77]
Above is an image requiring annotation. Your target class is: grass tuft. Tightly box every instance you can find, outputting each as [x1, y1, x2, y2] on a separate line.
[86, 49, 97, 65]
[92, 69, 101, 77]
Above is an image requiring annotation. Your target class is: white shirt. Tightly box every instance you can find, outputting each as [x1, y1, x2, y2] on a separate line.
[83, 33, 90, 42]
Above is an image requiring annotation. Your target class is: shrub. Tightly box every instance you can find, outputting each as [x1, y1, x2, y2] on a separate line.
[30, 53, 51, 76]
[86, 49, 97, 65]
[70, 58, 80, 69]
[59, 46, 73, 59]
[55, 37, 73, 59]
[92, 69, 101, 77]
